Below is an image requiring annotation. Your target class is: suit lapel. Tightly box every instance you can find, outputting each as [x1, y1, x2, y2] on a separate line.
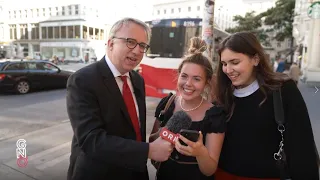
[97, 57, 132, 127]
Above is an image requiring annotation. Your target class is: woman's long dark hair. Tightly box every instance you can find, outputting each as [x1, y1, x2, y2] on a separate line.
[215, 32, 289, 120]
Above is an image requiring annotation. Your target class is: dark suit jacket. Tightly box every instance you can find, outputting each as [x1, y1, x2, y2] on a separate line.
[66, 57, 149, 180]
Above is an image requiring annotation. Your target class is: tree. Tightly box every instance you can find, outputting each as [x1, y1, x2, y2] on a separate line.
[259, 0, 295, 42]
[226, 11, 261, 33]
[225, 11, 270, 46]
[259, 0, 295, 62]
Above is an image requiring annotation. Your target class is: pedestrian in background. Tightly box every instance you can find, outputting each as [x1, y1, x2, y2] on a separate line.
[289, 62, 302, 85]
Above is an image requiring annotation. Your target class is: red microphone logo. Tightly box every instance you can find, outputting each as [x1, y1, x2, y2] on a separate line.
[160, 128, 178, 144]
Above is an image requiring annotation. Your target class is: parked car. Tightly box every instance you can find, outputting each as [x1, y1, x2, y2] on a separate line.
[0, 60, 73, 94]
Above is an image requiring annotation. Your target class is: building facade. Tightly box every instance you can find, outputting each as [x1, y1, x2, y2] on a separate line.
[293, 0, 320, 83]
[0, 2, 108, 61]
[152, 0, 238, 31]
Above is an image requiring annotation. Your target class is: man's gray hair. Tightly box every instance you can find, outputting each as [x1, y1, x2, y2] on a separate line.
[108, 17, 151, 43]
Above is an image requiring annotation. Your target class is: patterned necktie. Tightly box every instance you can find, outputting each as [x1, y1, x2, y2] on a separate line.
[120, 76, 142, 141]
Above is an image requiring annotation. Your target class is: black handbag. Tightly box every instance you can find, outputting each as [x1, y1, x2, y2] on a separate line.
[273, 89, 320, 180]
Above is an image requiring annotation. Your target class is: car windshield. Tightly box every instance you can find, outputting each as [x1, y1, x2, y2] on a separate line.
[0, 62, 5, 70]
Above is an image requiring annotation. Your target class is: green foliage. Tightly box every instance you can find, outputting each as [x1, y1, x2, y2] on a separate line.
[259, 0, 295, 42]
[225, 11, 269, 46]
[225, 11, 262, 33]
[225, 0, 295, 45]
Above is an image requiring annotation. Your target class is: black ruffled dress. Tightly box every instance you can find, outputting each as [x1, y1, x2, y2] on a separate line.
[154, 94, 227, 180]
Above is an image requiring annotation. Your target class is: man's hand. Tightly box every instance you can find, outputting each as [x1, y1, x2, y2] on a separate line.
[148, 137, 173, 162]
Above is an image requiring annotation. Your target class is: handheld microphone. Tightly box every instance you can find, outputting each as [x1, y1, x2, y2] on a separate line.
[160, 111, 192, 144]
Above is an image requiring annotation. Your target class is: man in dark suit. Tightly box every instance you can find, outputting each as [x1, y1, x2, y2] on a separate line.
[66, 18, 173, 180]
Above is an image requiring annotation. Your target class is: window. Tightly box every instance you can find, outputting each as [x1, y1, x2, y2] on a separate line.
[0, 62, 5, 69]
[197, 6, 200, 11]
[89, 27, 93, 39]
[42, 63, 59, 72]
[5, 63, 19, 70]
[29, 62, 58, 72]
[5, 63, 27, 71]
[61, 26, 66, 38]
[33, 45, 40, 52]
[48, 27, 53, 39]
[188, 7, 191, 12]
[42, 8, 45, 16]
[31, 24, 39, 39]
[27, 62, 38, 70]
[75, 5, 79, 15]
[68, 5, 72, 15]
[83, 25, 87, 39]
[67, 26, 74, 38]
[75, 26, 80, 39]
[9, 25, 17, 39]
[164, 9, 166, 14]
[41, 27, 47, 39]
[94, 28, 99, 40]
[100, 29, 104, 40]
[171, 9, 174, 13]
[54, 27, 60, 38]
[178, 8, 181, 13]
[157, 10, 160, 15]
[20, 24, 28, 40]
[62, 7, 65, 15]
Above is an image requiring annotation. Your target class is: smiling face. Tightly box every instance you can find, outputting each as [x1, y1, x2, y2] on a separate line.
[220, 48, 259, 88]
[177, 63, 207, 101]
[107, 22, 148, 74]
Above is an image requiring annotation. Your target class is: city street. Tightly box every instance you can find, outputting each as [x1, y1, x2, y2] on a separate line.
[0, 81, 319, 180]
[0, 88, 160, 180]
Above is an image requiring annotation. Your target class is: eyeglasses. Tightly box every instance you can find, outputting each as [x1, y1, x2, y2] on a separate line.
[112, 36, 150, 53]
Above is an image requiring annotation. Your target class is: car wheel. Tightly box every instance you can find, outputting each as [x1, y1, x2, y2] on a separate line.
[16, 80, 30, 94]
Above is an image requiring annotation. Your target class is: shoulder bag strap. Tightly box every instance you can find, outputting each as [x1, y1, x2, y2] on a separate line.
[273, 89, 285, 125]
[150, 94, 176, 138]
[273, 89, 291, 180]
[159, 94, 176, 119]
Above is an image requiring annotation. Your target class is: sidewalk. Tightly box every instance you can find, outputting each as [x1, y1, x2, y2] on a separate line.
[0, 96, 161, 180]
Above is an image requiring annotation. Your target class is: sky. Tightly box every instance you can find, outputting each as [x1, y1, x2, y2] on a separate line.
[2, 0, 245, 23]
[3, 0, 154, 23]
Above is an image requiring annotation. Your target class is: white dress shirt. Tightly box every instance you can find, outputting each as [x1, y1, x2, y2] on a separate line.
[105, 56, 140, 121]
